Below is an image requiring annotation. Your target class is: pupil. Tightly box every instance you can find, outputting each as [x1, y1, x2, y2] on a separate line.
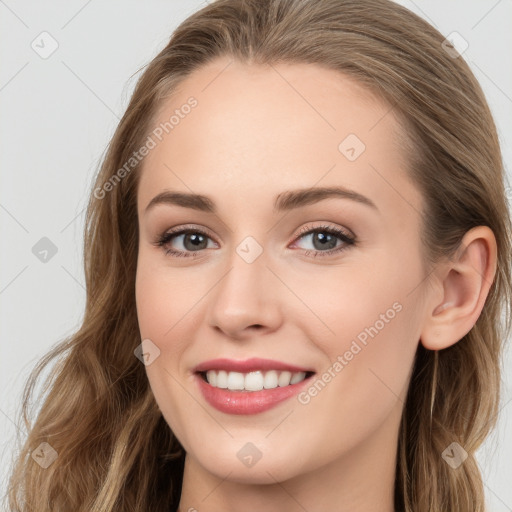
[185, 233, 206, 250]
[314, 232, 336, 250]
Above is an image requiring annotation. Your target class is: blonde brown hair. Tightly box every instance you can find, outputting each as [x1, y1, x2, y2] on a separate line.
[5, 0, 512, 510]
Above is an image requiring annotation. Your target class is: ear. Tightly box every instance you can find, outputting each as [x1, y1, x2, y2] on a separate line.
[420, 226, 497, 350]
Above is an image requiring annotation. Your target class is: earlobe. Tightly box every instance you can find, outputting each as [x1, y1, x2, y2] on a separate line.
[420, 226, 497, 351]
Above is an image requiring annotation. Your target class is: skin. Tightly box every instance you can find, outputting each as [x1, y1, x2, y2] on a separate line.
[135, 56, 497, 512]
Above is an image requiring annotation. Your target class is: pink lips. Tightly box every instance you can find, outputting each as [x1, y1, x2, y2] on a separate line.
[192, 357, 315, 415]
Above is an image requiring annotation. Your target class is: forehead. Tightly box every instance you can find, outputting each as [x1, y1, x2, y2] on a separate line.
[137, 57, 419, 219]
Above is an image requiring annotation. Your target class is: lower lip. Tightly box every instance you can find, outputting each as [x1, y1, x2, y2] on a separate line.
[194, 373, 313, 415]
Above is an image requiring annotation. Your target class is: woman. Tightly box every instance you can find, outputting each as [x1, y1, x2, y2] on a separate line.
[6, 0, 511, 510]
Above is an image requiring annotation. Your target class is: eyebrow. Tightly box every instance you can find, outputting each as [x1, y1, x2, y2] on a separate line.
[144, 186, 378, 214]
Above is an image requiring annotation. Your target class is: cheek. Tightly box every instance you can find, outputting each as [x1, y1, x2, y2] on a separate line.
[291, 297, 419, 468]
[134, 260, 191, 399]
[294, 256, 410, 349]
[297, 252, 422, 417]
[135, 256, 200, 343]
[135, 261, 194, 444]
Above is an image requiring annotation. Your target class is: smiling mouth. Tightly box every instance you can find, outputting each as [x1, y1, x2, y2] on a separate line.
[197, 369, 316, 392]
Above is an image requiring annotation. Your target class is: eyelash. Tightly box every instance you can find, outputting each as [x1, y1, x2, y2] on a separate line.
[153, 223, 356, 259]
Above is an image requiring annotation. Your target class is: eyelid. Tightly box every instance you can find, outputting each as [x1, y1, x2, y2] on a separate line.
[165, 223, 219, 242]
[293, 222, 355, 240]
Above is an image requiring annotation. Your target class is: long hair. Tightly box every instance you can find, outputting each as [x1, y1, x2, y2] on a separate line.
[5, 0, 512, 510]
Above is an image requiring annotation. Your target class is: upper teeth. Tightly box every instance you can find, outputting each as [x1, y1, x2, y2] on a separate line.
[205, 370, 308, 391]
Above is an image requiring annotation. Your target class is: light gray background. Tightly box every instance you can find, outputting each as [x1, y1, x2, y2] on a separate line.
[1, 0, 511, 510]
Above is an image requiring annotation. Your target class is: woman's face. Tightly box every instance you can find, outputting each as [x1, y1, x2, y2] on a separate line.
[135, 57, 428, 483]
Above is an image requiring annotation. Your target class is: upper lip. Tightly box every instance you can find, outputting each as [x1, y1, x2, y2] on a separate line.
[193, 357, 315, 374]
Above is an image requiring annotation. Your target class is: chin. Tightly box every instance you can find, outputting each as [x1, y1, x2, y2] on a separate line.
[190, 446, 305, 484]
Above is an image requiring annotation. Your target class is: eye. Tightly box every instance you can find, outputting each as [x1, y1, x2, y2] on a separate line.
[153, 223, 356, 258]
[290, 224, 356, 258]
[153, 225, 217, 258]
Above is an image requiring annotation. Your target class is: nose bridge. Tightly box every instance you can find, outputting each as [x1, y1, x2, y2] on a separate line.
[207, 235, 282, 335]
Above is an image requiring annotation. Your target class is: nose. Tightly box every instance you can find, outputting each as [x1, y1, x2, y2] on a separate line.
[206, 244, 283, 339]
